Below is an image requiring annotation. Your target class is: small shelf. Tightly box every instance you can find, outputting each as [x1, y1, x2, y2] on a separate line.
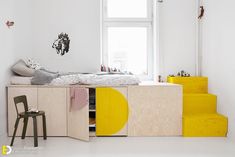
[89, 88, 96, 136]
[89, 125, 96, 132]
[89, 131, 96, 137]
[89, 124, 96, 128]
[89, 95, 95, 99]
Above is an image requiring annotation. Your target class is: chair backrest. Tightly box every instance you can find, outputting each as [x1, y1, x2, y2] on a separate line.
[14, 95, 29, 116]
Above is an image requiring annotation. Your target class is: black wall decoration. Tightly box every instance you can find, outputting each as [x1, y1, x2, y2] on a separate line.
[52, 33, 70, 56]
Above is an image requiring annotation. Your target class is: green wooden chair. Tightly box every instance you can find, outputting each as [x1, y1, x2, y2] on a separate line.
[10, 95, 47, 147]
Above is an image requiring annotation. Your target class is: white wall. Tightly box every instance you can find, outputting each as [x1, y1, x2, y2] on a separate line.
[6, 0, 197, 76]
[11, 0, 197, 75]
[159, 0, 197, 78]
[30, 0, 100, 73]
[201, 0, 235, 138]
[12, 0, 34, 61]
[2, 0, 100, 74]
[0, 0, 15, 137]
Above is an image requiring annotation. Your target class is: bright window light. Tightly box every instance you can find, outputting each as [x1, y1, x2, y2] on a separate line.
[102, 0, 154, 80]
[107, 27, 148, 75]
[107, 0, 147, 18]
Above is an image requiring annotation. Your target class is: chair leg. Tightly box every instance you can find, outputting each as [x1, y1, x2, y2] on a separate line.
[42, 115, 47, 140]
[10, 118, 20, 146]
[21, 117, 28, 139]
[32, 117, 38, 147]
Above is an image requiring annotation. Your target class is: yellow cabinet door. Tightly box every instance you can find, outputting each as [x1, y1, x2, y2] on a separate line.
[96, 87, 128, 136]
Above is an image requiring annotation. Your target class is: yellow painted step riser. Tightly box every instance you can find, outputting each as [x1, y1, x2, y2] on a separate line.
[167, 77, 208, 93]
[183, 114, 228, 137]
[183, 94, 217, 114]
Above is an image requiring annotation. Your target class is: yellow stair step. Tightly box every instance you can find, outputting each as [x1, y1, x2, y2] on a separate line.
[184, 94, 217, 114]
[167, 77, 208, 93]
[183, 113, 228, 137]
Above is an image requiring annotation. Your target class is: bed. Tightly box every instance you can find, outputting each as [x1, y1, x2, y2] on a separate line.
[10, 59, 141, 86]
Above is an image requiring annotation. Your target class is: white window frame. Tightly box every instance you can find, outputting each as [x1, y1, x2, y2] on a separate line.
[101, 0, 155, 80]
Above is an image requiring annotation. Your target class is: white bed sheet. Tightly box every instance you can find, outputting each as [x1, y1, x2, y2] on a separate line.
[50, 74, 140, 86]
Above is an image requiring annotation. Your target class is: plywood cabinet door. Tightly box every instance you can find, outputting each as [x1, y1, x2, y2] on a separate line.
[128, 85, 182, 136]
[96, 87, 128, 136]
[37, 88, 67, 136]
[67, 88, 89, 141]
[8, 87, 38, 136]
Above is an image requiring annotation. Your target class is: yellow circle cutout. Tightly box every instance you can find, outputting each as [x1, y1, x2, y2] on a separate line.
[96, 88, 129, 136]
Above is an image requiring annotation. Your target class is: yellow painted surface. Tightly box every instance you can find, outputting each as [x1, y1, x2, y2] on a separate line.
[96, 87, 128, 136]
[167, 77, 208, 93]
[168, 76, 228, 137]
[183, 114, 228, 137]
[184, 94, 217, 114]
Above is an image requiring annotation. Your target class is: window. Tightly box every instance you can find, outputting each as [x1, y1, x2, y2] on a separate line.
[102, 0, 154, 80]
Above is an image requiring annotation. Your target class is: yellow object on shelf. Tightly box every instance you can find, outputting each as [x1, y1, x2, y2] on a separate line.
[183, 114, 228, 137]
[96, 87, 128, 136]
[184, 94, 216, 114]
[167, 77, 208, 93]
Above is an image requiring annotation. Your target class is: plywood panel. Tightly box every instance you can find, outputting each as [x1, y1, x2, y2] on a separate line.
[128, 85, 182, 136]
[67, 88, 89, 141]
[8, 87, 38, 136]
[37, 88, 67, 136]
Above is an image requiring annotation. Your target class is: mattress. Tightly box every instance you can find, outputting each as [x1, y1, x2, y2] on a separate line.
[10, 74, 140, 86]
[10, 76, 32, 85]
[50, 74, 141, 86]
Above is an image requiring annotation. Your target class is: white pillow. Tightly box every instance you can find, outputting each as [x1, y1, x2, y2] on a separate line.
[11, 60, 35, 77]
[25, 58, 42, 70]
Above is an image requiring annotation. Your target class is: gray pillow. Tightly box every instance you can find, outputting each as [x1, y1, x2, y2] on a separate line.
[40, 68, 59, 74]
[31, 69, 59, 85]
[11, 60, 35, 77]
